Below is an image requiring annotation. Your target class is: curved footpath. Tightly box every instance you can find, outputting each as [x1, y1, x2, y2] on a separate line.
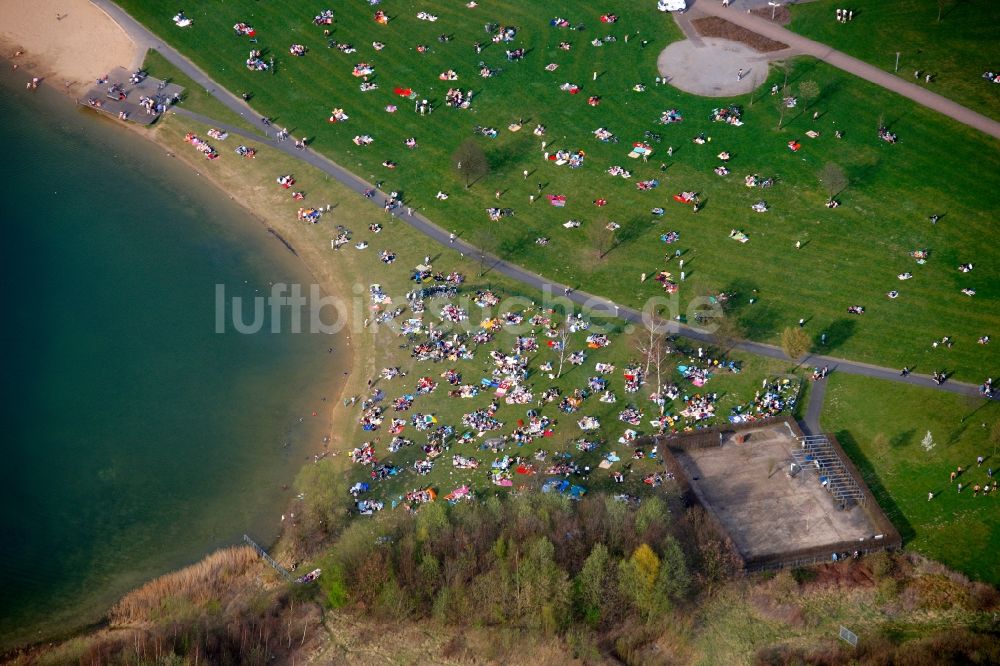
[686, 1, 1000, 141]
[94, 0, 995, 402]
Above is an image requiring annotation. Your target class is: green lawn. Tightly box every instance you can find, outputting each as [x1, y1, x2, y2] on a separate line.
[821, 373, 1000, 584]
[117, 1, 999, 384]
[789, 0, 1000, 121]
[155, 112, 806, 522]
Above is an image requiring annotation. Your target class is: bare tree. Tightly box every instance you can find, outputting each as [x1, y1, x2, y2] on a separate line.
[452, 139, 488, 188]
[636, 329, 671, 414]
[937, 0, 950, 23]
[712, 312, 746, 354]
[556, 318, 573, 379]
[471, 227, 498, 278]
[819, 162, 848, 202]
[588, 218, 617, 259]
[775, 84, 792, 129]
[798, 80, 820, 109]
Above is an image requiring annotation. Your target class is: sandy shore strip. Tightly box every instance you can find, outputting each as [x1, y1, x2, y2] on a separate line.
[0, 0, 141, 93]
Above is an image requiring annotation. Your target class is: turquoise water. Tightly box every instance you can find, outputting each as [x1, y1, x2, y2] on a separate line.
[0, 69, 341, 648]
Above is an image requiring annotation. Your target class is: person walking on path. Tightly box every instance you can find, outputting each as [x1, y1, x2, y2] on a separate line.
[737, 68, 744, 81]
[449, 232, 456, 243]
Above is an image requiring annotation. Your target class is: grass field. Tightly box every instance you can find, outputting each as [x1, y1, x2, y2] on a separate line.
[152, 113, 806, 525]
[821, 373, 1000, 584]
[120, 1, 999, 382]
[789, 0, 1000, 121]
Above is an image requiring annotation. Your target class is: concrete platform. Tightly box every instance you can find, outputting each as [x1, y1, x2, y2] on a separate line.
[673, 424, 879, 559]
[78, 66, 183, 125]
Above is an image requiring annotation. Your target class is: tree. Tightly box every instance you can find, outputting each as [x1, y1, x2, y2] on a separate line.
[819, 162, 848, 202]
[937, 0, 951, 23]
[712, 311, 746, 354]
[989, 421, 1000, 457]
[470, 226, 498, 278]
[775, 84, 792, 129]
[798, 80, 820, 109]
[780, 326, 811, 362]
[575, 543, 610, 625]
[618, 544, 661, 622]
[588, 218, 617, 259]
[654, 535, 690, 606]
[921, 430, 935, 452]
[635, 496, 670, 537]
[555, 318, 573, 379]
[452, 139, 488, 188]
[635, 328, 671, 414]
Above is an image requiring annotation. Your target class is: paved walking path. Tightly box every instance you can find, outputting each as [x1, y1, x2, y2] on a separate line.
[683, 1, 1000, 140]
[800, 378, 827, 436]
[97, 0, 995, 404]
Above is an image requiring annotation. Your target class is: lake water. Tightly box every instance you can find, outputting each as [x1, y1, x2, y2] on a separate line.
[0, 67, 341, 649]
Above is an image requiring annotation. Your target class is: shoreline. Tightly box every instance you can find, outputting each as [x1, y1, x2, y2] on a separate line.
[0, 38, 367, 658]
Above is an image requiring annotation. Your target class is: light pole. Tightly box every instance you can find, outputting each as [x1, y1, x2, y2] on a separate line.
[768, 2, 780, 20]
[895, 52, 901, 73]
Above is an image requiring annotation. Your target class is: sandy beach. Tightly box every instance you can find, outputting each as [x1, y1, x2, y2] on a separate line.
[0, 0, 140, 92]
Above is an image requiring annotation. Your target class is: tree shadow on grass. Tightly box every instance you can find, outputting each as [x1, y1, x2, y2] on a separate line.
[890, 429, 916, 449]
[488, 134, 533, 172]
[835, 429, 916, 544]
[497, 232, 534, 260]
[738, 304, 781, 340]
[814, 318, 856, 353]
[616, 215, 649, 246]
[719, 280, 759, 316]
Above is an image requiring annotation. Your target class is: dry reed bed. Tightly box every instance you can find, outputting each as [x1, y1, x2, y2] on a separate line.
[109, 546, 259, 626]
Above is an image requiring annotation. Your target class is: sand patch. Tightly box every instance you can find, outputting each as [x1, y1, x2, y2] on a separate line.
[0, 0, 140, 92]
[657, 38, 770, 97]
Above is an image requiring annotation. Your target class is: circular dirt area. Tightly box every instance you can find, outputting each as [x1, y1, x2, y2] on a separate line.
[657, 38, 769, 97]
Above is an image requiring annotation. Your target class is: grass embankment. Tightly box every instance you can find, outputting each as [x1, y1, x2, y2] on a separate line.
[116, 1, 999, 382]
[789, 0, 1000, 121]
[149, 112, 804, 558]
[822, 374, 1000, 584]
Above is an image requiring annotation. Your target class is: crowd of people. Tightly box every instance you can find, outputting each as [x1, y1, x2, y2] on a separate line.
[185, 4, 992, 521]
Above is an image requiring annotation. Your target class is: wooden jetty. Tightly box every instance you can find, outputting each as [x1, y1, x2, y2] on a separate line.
[78, 66, 184, 125]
